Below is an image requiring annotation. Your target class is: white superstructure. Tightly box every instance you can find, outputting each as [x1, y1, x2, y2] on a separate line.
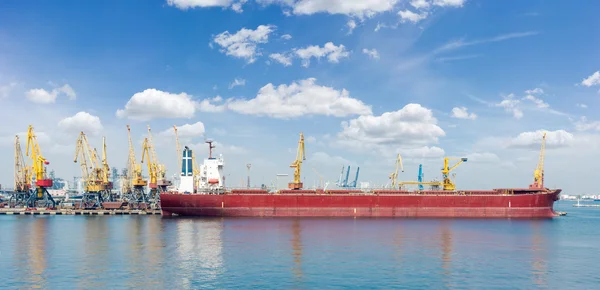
[177, 141, 225, 194]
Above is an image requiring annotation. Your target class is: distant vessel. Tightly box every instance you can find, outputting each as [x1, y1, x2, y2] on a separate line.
[45, 170, 69, 198]
[161, 133, 561, 219]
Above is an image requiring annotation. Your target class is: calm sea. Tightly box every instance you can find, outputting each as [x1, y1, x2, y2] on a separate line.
[0, 201, 598, 289]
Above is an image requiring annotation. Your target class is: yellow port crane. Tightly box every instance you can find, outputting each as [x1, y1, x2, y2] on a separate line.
[74, 132, 107, 207]
[147, 125, 171, 194]
[441, 157, 468, 191]
[141, 137, 158, 192]
[101, 137, 113, 197]
[529, 132, 546, 189]
[288, 132, 306, 190]
[126, 125, 147, 202]
[389, 153, 404, 189]
[14, 135, 31, 193]
[25, 125, 55, 208]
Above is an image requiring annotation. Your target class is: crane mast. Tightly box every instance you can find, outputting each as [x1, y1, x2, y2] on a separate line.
[529, 132, 546, 189]
[288, 132, 306, 190]
[126, 125, 148, 203]
[147, 125, 171, 195]
[14, 135, 30, 192]
[24, 125, 55, 208]
[389, 153, 404, 189]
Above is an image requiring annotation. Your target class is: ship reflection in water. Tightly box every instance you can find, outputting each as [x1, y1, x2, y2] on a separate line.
[0, 209, 597, 288]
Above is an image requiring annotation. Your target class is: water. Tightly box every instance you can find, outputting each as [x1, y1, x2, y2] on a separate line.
[0, 201, 598, 289]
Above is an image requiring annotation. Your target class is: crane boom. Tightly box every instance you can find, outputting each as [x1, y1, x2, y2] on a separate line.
[141, 137, 157, 189]
[288, 132, 306, 190]
[529, 132, 546, 189]
[14, 135, 30, 192]
[24, 125, 55, 208]
[389, 154, 404, 189]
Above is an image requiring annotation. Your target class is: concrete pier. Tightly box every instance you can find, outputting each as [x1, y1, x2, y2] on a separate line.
[0, 208, 162, 215]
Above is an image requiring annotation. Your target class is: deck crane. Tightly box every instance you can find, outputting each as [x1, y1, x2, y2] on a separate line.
[389, 154, 404, 189]
[126, 125, 148, 203]
[441, 157, 468, 191]
[288, 132, 306, 190]
[74, 131, 105, 208]
[338, 166, 359, 188]
[25, 125, 55, 209]
[11, 135, 31, 207]
[147, 125, 172, 195]
[417, 164, 424, 191]
[529, 132, 546, 189]
[312, 167, 324, 189]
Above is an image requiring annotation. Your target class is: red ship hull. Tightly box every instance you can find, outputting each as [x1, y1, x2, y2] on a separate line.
[160, 188, 561, 218]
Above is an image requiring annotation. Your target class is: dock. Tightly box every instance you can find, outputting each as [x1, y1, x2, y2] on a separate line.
[572, 203, 600, 208]
[0, 208, 162, 215]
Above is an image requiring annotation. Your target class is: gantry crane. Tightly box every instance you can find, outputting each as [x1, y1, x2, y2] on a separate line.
[288, 132, 306, 190]
[74, 131, 106, 208]
[25, 125, 55, 209]
[389, 153, 404, 189]
[441, 157, 468, 191]
[147, 125, 171, 195]
[126, 125, 148, 203]
[529, 132, 546, 189]
[10, 135, 31, 207]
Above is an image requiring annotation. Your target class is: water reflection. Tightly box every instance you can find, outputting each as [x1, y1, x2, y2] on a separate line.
[29, 218, 47, 288]
[80, 217, 110, 289]
[530, 221, 547, 286]
[176, 218, 224, 288]
[146, 216, 164, 289]
[439, 221, 453, 288]
[291, 219, 303, 281]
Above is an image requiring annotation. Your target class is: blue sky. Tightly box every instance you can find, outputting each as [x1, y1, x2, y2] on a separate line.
[1, 0, 600, 193]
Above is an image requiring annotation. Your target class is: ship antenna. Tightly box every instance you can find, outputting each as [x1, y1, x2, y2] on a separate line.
[206, 140, 215, 159]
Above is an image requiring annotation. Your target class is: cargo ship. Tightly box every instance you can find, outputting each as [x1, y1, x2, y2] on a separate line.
[160, 133, 561, 218]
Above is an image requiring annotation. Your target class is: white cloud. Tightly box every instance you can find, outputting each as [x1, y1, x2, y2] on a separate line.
[581, 71, 600, 87]
[576, 103, 588, 108]
[163, 121, 206, 138]
[495, 93, 523, 119]
[58, 111, 104, 136]
[574, 117, 600, 131]
[346, 19, 357, 34]
[450, 107, 477, 120]
[166, 0, 247, 12]
[335, 103, 446, 156]
[410, 0, 430, 9]
[524, 87, 543, 94]
[212, 24, 276, 63]
[435, 32, 539, 54]
[508, 130, 574, 149]
[0, 82, 17, 98]
[116, 88, 197, 121]
[226, 78, 372, 118]
[284, 0, 400, 18]
[25, 84, 76, 104]
[269, 53, 293, 66]
[523, 94, 549, 109]
[228, 78, 246, 89]
[306, 136, 317, 143]
[196, 96, 227, 112]
[398, 9, 428, 23]
[281, 34, 292, 40]
[362, 48, 380, 60]
[432, 0, 465, 7]
[294, 42, 350, 67]
[308, 151, 352, 166]
[465, 152, 500, 163]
